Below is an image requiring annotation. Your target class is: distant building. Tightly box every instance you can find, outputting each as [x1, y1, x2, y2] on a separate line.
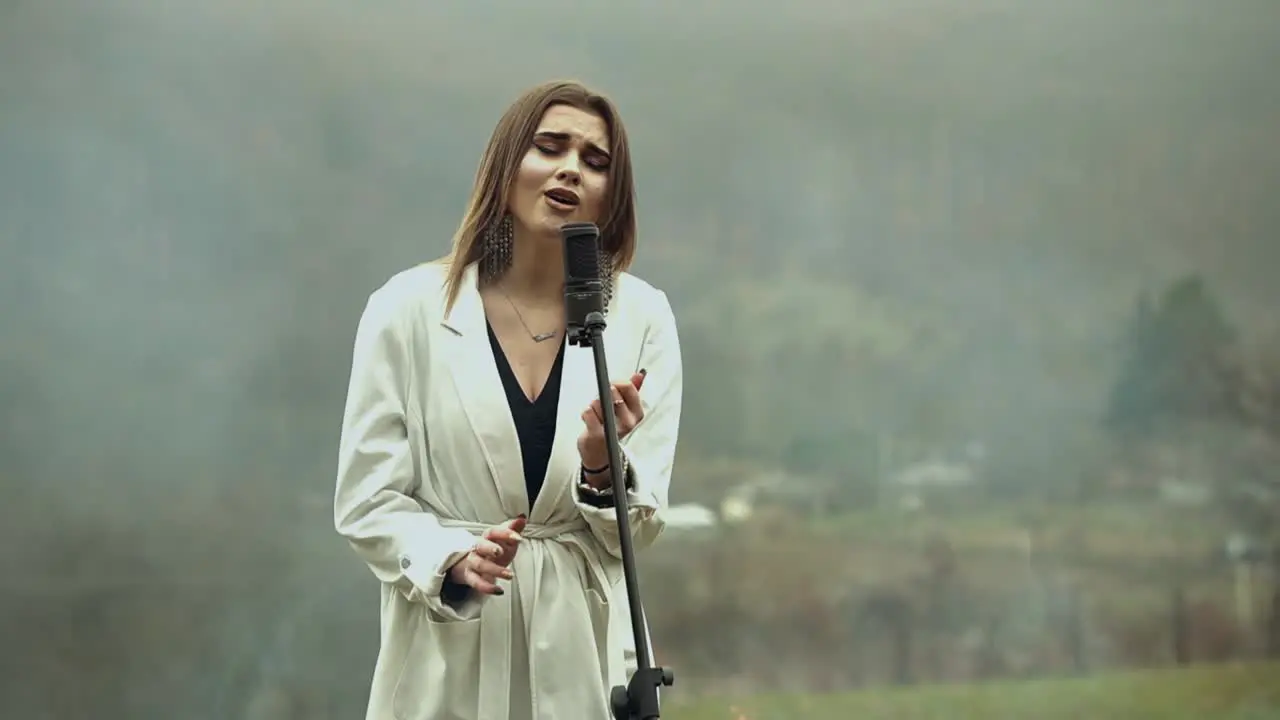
[884, 459, 979, 512]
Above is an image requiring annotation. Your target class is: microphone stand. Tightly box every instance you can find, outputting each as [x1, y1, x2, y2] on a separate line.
[569, 310, 674, 720]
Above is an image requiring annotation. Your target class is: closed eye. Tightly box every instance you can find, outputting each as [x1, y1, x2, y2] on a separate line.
[533, 143, 610, 173]
[533, 131, 610, 172]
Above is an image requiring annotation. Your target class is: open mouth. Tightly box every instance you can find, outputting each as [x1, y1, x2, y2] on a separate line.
[544, 188, 580, 208]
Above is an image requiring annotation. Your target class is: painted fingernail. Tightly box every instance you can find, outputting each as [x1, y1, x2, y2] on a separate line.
[639, 368, 647, 376]
[493, 587, 505, 596]
[501, 570, 514, 580]
[517, 513, 527, 520]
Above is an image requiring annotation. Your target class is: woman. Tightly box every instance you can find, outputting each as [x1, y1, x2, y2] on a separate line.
[334, 80, 683, 719]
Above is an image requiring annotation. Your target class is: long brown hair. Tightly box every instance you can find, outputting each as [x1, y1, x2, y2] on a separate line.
[439, 80, 637, 314]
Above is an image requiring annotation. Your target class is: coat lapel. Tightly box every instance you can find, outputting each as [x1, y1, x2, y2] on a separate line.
[437, 264, 628, 522]
[529, 339, 596, 521]
[439, 264, 529, 515]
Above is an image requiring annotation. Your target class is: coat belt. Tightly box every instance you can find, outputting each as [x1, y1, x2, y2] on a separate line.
[438, 517, 615, 719]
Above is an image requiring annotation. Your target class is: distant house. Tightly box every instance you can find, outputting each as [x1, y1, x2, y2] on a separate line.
[1157, 477, 1213, 508]
[719, 470, 839, 522]
[662, 503, 718, 532]
[884, 459, 979, 512]
[891, 460, 977, 489]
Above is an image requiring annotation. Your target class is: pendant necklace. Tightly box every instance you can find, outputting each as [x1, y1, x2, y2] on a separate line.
[499, 287, 558, 343]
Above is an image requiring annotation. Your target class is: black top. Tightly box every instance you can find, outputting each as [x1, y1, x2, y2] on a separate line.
[442, 324, 566, 603]
[487, 321, 566, 507]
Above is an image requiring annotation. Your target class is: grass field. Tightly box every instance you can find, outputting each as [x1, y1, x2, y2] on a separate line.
[665, 662, 1280, 719]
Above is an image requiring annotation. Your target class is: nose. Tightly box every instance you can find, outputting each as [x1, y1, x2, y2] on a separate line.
[555, 152, 583, 185]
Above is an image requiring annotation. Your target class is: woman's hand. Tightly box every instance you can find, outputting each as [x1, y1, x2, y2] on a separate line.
[577, 371, 646, 481]
[447, 515, 527, 596]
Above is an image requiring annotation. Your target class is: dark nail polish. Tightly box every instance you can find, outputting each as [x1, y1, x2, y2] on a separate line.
[639, 368, 648, 376]
[517, 513, 527, 520]
[493, 587, 505, 596]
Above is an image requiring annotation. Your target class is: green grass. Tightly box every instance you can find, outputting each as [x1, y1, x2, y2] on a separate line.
[665, 662, 1280, 719]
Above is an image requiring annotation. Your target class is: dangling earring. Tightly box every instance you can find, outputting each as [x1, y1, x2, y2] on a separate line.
[480, 214, 513, 283]
[599, 245, 615, 314]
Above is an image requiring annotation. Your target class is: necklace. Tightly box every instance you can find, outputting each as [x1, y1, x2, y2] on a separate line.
[498, 287, 559, 343]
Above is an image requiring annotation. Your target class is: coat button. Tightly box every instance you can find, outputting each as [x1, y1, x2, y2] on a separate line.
[400, 557, 411, 570]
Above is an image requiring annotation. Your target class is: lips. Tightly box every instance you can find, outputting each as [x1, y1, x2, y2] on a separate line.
[544, 187, 580, 208]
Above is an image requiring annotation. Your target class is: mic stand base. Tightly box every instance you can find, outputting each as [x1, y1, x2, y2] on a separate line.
[569, 310, 675, 720]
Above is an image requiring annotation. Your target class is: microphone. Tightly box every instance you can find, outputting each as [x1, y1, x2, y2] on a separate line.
[559, 220, 675, 717]
[555, 217, 670, 712]
[560, 222, 606, 344]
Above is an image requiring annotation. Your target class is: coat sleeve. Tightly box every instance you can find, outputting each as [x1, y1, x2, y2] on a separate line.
[333, 284, 487, 621]
[573, 290, 683, 559]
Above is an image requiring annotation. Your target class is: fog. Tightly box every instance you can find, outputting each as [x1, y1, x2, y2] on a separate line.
[2, 1, 1278, 717]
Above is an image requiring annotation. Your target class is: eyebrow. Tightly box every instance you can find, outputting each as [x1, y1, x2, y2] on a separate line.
[534, 130, 610, 159]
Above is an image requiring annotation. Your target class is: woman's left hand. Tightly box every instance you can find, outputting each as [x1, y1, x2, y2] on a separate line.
[577, 372, 646, 470]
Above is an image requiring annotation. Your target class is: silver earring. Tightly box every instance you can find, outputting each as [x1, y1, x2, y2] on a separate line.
[480, 214, 513, 282]
[599, 247, 614, 314]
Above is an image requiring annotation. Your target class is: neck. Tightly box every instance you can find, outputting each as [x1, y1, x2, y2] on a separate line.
[500, 226, 564, 303]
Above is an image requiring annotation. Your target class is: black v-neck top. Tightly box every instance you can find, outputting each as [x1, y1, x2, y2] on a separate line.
[442, 325, 566, 603]
[486, 322, 566, 507]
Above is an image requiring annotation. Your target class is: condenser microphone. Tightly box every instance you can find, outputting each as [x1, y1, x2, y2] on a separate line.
[561, 222, 606, 344]
[559, 219, 676, 711]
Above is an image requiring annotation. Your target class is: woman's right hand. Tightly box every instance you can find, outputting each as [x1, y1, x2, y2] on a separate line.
[447, 515, 527, 595]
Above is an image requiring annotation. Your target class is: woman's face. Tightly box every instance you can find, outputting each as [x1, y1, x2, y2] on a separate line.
[508, 104, 611, 239]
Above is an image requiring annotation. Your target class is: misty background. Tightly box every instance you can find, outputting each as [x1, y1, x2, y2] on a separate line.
[2, 1, 1279, 718]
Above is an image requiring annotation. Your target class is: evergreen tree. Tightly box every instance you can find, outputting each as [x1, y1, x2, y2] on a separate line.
[1105, 274, 1236, 437]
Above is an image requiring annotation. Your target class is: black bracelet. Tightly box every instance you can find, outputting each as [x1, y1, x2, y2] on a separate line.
[582, 462, 610, 475]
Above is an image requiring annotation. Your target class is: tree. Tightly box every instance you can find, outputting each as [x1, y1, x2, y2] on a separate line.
[1104, 274, 1237, 438]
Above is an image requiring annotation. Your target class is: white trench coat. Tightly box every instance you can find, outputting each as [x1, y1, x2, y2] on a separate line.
[334, 261, 682, 720]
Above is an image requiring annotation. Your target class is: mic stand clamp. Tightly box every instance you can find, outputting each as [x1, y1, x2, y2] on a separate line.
[569, 310, 675, 720]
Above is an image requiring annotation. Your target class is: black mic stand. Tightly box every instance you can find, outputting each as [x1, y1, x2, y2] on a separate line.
[568, 310, 674, 720]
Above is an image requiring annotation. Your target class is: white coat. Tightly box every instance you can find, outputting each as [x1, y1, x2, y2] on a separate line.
[333, 260, 682, 720]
